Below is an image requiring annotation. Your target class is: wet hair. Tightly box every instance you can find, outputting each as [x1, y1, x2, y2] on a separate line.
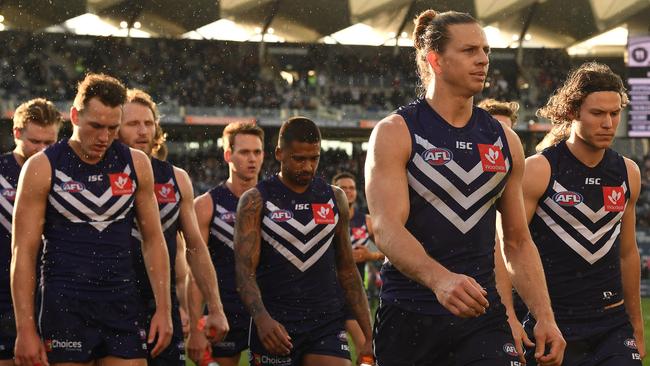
[73, 73, 126, 112]
[536, 62, 628, 152]
[412, 9, 478, 93]
[477, 99, 520, 127]
[278, 117, 321, 148]
[13, 98, 63, 130]
[332, 171, 356, 185]
[222, 122, 265, 151]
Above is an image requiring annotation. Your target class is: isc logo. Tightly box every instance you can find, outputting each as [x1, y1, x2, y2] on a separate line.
[585, 177, 601, 185]
[422, 148, 453, 166]
[295, 203, 310, 210]
[88, 175, 103, 182]
[553, 191, 583, 206]
[60, 181, 85, 193]
[269, 209, 293, 222]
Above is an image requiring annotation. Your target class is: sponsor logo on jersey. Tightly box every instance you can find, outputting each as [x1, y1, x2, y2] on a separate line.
[337, 330, 348, 343]
[603, 186, 625, 212]
[252, 353, 291, 366]
[422, 148, 453, 166]
[155, 183, 177, 203]
[109, 173, 134, 195]
[59, 181, 86, 193]
[1, 187, 16, 201]
[553, 191, 583, 207]
[44, 339, 83, 352]
[269, 209, 293, 222]
[503, 343, 518, 357]
[312, 203, 335, 224]
[220, 211, 236, 223]
[624, 338, 638, 349]
[478, 144, 507, 172]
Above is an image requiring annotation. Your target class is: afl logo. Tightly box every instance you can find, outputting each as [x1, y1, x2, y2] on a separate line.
[553, 191, 583, 206]
[269, 209, 293, 222]
[502, 343, 518, 357]
[624, 338, 638, 349]
[1, 188, 16, 201]
[422, 148, 453, 166]
[61, 181, 85, 193]
[220, 211, 236, 223]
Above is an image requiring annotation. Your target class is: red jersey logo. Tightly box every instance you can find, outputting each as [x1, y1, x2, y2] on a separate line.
[603, 186, 625, 212]
[109, 173, 134, 196]
[312, 203, 335, 224]
[352, 227, 367, 240]
[154, 183, 176, 203]
[477, 144, 506, 172]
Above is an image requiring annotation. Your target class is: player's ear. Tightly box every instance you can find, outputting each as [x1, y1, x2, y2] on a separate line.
[70, 106, 81, 126]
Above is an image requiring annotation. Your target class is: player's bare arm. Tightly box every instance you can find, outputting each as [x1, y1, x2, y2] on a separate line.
[332, 186, 373, 360]
[620, 158, 645, 359]
[132, 148, 173, 357]
[11, 153, 51, 366]
[498, 128, 565, 366]
[234, 188, 291, 356]
[365, 114, 488, 318]
[174, 232, 191, 337]
[175, 167, 228, 342]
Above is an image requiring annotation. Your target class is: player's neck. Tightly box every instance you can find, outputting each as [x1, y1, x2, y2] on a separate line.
[278, 172, 310, 194]
[12, 149, 26, 167]
[68, 138, 103, 165]
[226, 174, 257, 198]
[426, 84, 474, 128]
[565, 135, 606, 168]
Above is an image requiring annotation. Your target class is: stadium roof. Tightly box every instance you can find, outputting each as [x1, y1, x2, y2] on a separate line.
[0, 0, 645, 52]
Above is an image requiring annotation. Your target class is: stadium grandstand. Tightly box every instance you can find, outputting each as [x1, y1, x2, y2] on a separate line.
[3, 1, 650, 364]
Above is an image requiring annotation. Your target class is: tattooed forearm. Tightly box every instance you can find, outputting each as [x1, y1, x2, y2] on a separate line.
[234, 188, 268, 319]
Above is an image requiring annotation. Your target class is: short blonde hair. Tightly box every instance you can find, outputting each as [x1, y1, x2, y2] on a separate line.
[13, 98, 63, 130]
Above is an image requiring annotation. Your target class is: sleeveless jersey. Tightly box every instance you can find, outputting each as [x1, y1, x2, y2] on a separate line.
[43, 140, 138, 300]
[381, 98, 512, 315]
[131, 157, 181, 305]
[257, 175, 344, 330]
[207, 183, 248, 327]
[529, 141, 629, 326]
[349, 208, 369, 276]
[0, 152, 20, 311]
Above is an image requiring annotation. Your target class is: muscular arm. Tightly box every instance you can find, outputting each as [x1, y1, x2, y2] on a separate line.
[132, 149, 172, 355]
[365, 115, 487, 318]
[11, 153, 50, 365]
[175, 232, 190, 336]
[332, 187, 373, 342]
[175, 167, 225, 326]
[619, 158, 644, 358]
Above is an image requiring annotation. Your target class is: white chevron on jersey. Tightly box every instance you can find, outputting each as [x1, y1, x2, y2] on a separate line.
[0, 175, 13, 189]
[48, 195, 117, 232]
[262, 214, 339, 254]
[536, 205, 622, 264]
[132, 227, 142, 241]
[0, 175, 14, 232]
[210, 228, 233, 249]
[264, 199, 335, 233]
[262, 230, 334, 272]
[414, 134, 504, 184]
[51, 187, 133, 222]
[412, 152, 509, 210]
[551, 181, 628, 223]
[161, 209, 180, 232]
[408, 171, 501, 234]
[542, 196, 625, 243]
[211, 204, 235, 249]
[54, 166, 135, 206]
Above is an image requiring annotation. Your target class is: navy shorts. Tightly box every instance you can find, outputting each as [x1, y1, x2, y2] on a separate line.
[211, 317, 250, 358]
[374, 302, 519, 366]
[524, 320, 641, 365]
[39, 291, 148, 363]
[141, 301, 185, 366]
[0, 307, 15, 360]
[249, 317, 350, 366]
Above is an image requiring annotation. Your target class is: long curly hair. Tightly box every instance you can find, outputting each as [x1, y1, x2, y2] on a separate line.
[535, 62, 628, 152]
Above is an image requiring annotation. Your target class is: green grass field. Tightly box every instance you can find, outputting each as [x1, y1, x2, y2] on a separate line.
[185, 299, 650, 365]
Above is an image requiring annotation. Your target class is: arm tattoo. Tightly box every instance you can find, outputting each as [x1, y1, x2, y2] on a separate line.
[234, 188, 266, 318]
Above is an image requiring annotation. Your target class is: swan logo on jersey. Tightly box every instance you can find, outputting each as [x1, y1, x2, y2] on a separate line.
[478, 144, 507, 172]
[155, 183, 177, 203]
[624, 338, 638, 349]
[109, 173, 133, 195]
[553, 191, 583, 206]
[502, 343, 518, 357]
[312, 203, 335, 224]
[603, 186, 625, 212]
[269, 209, 293, 222]
[1, 187, 16, 201]
[59, 181, 85, 193]
[352, 227, 367, 240]
[422, 148, 453, 166]
[220, 211, 236, 223]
